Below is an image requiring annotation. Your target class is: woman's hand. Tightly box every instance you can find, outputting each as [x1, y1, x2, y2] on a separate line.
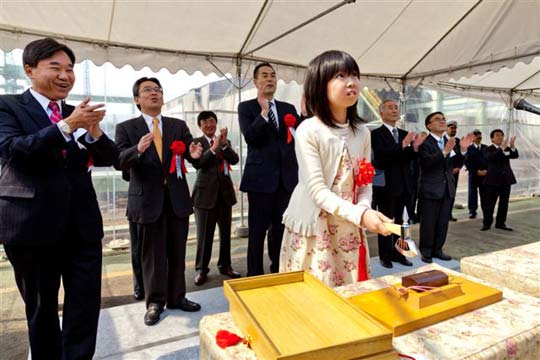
[360, 209, 392, 236]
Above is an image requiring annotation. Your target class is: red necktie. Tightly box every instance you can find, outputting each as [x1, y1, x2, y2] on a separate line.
[210, 139, 231, 175]
[48, 102, 62, 123]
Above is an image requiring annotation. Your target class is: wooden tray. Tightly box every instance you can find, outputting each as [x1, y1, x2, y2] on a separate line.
[223, 271, 394, 360]
[348, 274, 503, 336]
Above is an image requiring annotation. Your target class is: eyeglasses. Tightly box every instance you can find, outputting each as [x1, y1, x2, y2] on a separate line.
[140, 86, 163, 94]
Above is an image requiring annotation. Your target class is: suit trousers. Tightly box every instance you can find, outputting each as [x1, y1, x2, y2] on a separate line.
[483, 184, 511, 228]
[467, 174, 486, 217]
[194, 191, 233, 273]
[129, 220, 144, 295]
[247, 184, 291, 276]
[140, 189, 189, 309]
[419, 192, 452, 258]
[4, 237, 102, 360]
[373, 187, 408, 263]
[449, 172, 459, 216]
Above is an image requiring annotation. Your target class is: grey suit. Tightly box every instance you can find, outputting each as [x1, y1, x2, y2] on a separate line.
[192, 136, 239, 273]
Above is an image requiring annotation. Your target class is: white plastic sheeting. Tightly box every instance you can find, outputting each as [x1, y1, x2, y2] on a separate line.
[1, 0, 539, 99]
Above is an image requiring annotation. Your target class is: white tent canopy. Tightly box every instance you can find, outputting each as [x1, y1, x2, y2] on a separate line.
[1, 0, 539, 100]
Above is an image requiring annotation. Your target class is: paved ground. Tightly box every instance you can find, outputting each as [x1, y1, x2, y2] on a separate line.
[1, 197, 539, 359]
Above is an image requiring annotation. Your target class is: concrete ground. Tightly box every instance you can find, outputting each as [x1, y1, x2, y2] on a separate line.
[1, 197, 539, 359]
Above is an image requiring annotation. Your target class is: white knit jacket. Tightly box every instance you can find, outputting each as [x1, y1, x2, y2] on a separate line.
[282, 116, 372, 236]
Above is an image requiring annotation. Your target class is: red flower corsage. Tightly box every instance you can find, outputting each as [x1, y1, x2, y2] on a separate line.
[215, 329, 250, 349]
[169, 140, 187, 178]
[284, 113, 297, 144]
[352, 158, 375, 205]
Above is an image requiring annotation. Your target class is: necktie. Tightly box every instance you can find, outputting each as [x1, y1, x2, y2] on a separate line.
[268, 102, 278, 130]
[48, 102, 62, 123]
[438, 138, 444, 151]
[392, 128, 399, 144]
[152, 118, 163, 162]
[211, 139, 230, 175]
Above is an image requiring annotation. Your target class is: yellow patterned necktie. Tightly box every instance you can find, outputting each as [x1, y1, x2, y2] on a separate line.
[152, 117, 163, 162]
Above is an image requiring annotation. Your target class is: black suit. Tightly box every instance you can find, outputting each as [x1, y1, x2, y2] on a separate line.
[418, 135, 463, 258]
[0, 90, 117, 359]
[464, 143, 488, 217]
[115, 115, 196, 309]
[238, 98, 300, 276]
[447, 136, 463, 216]
[371, 125, 415, 263]
[482, 144, 518, 228]
[192, 136, 239, 274]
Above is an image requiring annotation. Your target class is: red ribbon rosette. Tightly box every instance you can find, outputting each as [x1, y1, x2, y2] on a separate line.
[169, 140, 188, 178]
[284, 113, 297, 144]
[356, 158, 375, 186]
[215, 330, 250, 349]
[352, 158, 375, 205]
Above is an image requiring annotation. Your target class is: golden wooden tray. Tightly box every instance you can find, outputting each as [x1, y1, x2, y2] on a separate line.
[348, 274, 503, 336]
[223, 271, 395, 360]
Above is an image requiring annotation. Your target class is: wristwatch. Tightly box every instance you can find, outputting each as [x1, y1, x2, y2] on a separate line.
[57, 120, 73, 135]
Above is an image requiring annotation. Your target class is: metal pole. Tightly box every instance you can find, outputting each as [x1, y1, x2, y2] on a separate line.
[235, 57, 249, 237]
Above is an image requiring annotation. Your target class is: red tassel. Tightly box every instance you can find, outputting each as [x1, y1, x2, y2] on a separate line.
[358, 231, 368, 281]
[287, 128, 293, 144]
[216, 330, 245, 349]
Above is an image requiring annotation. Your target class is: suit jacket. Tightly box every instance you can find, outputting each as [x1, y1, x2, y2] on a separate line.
[192, 136, 239, 209]
[238, 98, 301, 193]
[115, 116, 196, 224]
[483, 145, 518, 186]
[371, 125, 416, 196]
[464, 143, 488, 177]
[418, 135, 463, 200]
[0, 90, 118, 246]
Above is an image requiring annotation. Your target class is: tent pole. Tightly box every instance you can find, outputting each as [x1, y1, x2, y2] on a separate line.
[507, 91, 513, 136]
[400, 79, 407, 130]
[236, 57, 249, 237]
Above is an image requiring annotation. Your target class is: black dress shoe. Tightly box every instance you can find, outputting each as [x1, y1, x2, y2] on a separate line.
[449, 216, 458, 222]
[380, 260, 393, 269]
[393, 258, 413, 266]
[133, 291, 145, 301]
[219, 267, 241, 279]
[421, 255, 432, 263]
[144, 303, 162, 326]
[495, 225, 513, 231]
[194, 271, 207, 286]
[480, 226, 490, 231]
[168, 298, 201, 312]
[469, 214, 477, 219]
[434, 252, 452, 261]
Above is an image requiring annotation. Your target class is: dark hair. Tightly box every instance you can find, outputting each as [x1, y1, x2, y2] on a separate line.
[304, 50, 365, 130]
[132, 77, 162, 110]
[253, 62, 274, 79]
[22, 38, 75, 68]
[490, 129, 504, 139]
[424, 111, 444, 129]
[197, 111, 218, 126]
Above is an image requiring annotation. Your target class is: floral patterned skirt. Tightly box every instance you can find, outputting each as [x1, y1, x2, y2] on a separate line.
[279, 147, 370, 288]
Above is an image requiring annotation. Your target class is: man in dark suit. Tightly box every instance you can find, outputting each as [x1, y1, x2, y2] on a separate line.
[445, 120, 462, 221]
[192, 111, 240, 285]
[239, 62, 303, 276]
[115, 77, 203, 326]
[371, 100, 425, 268]
[481, 129, 518, 231]
[0, 38, 117, 359]
[418, 112, 473, 263]
[463, 129, 488, 219]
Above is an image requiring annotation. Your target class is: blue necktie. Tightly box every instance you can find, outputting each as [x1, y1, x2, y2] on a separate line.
[392, 128, 399, 144]
[268, 102, 278, 130]
[438, 138, 444, 150]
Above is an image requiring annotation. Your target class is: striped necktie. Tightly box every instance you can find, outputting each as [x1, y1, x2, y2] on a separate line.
[268, 102, 278, 130]
[48, 102, 62, 123]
